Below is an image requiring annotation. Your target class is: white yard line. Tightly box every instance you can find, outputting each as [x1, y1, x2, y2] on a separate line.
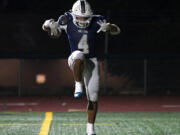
[161, 105, 180, 108]
[5, 102, 39, 106]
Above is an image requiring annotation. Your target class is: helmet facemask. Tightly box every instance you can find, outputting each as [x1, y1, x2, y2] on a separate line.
[73, 15, 92, 28]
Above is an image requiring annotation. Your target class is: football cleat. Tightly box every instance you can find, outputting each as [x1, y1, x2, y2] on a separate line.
[74, 92, 83, 98]
[86, 134, 96, 135]
[74, 82, 83, 99]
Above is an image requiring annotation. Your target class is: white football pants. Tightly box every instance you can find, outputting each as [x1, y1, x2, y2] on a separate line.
[68, 50, 100, 102]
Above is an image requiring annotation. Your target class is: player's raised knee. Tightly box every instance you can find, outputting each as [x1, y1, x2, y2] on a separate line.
[68, 50, 85, 70]
[89, 93, 98, 102]
[71, 50, 85, 60]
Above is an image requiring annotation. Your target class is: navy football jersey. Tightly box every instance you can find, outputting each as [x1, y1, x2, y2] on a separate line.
[57, 12, 105, 58]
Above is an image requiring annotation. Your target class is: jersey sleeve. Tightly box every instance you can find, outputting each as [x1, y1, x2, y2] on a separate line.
[58, 15, 68, 25]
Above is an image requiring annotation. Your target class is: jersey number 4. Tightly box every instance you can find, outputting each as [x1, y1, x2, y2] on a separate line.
[78, 34, 89, 54]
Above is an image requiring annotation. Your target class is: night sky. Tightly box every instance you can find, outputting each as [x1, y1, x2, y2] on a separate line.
[0, 0, 179, 58]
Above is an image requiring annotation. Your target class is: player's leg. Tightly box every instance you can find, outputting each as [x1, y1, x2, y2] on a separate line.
[86, 101, 97, 135]
[68, 50, 85, 98]
[73, 59, 84, 82]
[87, 101, 97, 123]
[84, 58, 99, 135]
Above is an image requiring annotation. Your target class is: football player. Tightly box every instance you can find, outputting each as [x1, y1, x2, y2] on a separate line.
[42, 0, 120, 135]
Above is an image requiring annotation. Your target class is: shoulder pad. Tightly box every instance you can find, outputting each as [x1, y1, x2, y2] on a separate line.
[58, 12, 73, 25]
[58, 15, 68, 25]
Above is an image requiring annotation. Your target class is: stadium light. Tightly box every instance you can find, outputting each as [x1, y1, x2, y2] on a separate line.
[36, 74, 46, 84]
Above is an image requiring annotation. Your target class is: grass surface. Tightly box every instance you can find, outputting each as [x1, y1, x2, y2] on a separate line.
[0, 112, 180, 135]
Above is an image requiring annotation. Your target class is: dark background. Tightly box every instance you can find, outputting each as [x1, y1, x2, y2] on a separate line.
[0, 0, 180, 96]
[0, 0, 179, 58]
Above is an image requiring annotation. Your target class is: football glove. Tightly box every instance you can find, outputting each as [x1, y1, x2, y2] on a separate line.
[97, 20, 111, 33]
[42, 19, 61, 37]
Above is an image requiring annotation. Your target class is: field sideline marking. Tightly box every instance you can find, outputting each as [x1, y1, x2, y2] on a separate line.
[38, 112, 53, 135]
[0, 123, 40, 127]
[59, 123, 113, 126]
[5, 102, 38, 106]
[0, 123, 113, 127]
[162, 105, 180, 108]
[0, 123, 112, 127]
[68, 109, 86, 112]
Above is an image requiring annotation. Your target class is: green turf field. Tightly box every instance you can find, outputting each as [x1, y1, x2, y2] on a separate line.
[0, 112, 180, 135]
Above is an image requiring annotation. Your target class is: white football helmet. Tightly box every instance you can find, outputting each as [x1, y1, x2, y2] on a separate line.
[72, 0, 93, 28]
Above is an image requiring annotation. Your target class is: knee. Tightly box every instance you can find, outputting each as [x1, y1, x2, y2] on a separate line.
[88, 101, 97, 110]
[68, 50, 85, 70]
[88, 92, 98, 102]
[71, 50, 85, 61]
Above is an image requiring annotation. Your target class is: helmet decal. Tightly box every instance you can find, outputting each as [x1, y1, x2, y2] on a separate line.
[80, 0, 86, 14]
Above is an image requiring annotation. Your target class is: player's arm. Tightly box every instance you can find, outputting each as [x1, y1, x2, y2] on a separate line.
[42, 14, 68, 38]
[97, 20, 120, 35]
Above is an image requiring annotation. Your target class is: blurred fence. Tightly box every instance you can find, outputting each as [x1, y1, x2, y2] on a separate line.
[0, 58, 180, 96]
